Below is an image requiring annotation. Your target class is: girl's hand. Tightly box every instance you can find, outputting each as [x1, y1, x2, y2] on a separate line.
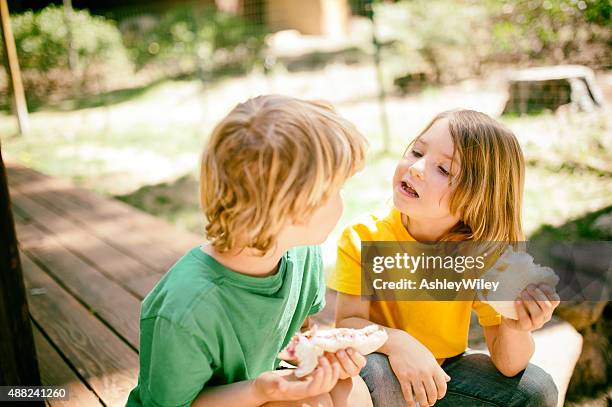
[387, 336, 451, 407]
[325, 348, 367, 380]
[503, 284, 560, 331]
[253, 357, 341, 402]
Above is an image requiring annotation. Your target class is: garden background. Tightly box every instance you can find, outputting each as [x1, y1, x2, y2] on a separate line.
[1, 0, 610, 405]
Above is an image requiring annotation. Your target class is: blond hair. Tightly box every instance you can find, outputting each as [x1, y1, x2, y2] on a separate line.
[200, 95, 368, 253]
[407, 109, 525, 242]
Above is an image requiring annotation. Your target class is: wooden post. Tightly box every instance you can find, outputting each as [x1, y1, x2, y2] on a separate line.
[0, 146, 41, 388]
[63, 0, 77, 73]
[0, 0, 30, 135]
[366, 0, 390, 155]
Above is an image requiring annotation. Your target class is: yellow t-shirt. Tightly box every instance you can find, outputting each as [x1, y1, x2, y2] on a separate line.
[327, 207, 501, 361]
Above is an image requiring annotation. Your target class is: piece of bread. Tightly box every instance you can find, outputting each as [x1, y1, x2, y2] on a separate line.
[480, 246, 559, 319]
[278, 325, 388, 377]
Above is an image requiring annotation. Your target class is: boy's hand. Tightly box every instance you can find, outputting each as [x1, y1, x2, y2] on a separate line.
[253, 356, 341, 403]
[503, 284, 560, 331]
[387, 333, 450, 407]
[325, 348, 367, 380]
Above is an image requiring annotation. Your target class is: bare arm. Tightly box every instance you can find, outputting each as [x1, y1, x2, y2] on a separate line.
[484, 284, 560, 377]
[483, 324, 534, 377]
[191, 315, 348, 407]
[334, 292, 418, 355]
[192, 359, 343, 407]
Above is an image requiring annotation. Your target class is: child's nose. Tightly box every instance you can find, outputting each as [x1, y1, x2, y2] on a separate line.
[409, 158, 425, 180]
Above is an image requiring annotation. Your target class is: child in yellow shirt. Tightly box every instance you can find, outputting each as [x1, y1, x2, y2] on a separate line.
[328, 110, 560, 407]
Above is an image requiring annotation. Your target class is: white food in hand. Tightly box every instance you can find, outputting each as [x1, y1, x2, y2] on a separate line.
[480, 246, 559, 320]
[278, 325, 388, 377]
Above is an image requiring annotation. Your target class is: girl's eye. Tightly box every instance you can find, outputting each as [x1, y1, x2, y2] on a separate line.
[411, 150, 423, 158]
[438, 166, 449, 176]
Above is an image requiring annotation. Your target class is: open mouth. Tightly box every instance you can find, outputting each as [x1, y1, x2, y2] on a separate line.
[401, 181, 419, 198]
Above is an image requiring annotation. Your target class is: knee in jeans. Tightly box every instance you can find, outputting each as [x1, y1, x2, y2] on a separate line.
[518, 365, 558, 407]
[361, 353, 405, 407]
[362, 353, 393, 387]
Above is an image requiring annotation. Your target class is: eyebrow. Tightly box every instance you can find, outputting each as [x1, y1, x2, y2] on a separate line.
[414, 139, 454, 161]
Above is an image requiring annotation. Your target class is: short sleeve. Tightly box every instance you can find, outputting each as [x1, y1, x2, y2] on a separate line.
[309, 247, 327, 315]
[139, 316, 214, 407]
[472, 300, 501, 327]
[327, 227, 362, 295]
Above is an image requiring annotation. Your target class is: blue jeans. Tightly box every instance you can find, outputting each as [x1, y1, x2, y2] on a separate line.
[360, 352, 558, 407]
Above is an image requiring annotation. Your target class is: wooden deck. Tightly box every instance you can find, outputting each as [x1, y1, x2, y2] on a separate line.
[7, 160, 202, 406]
[5, 160, 586, 407]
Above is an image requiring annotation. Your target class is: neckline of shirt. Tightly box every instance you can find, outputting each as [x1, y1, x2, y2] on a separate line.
[190, 246, 292, 293]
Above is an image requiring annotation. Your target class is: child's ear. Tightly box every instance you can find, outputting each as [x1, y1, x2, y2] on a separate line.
[289, 217, 309, 227]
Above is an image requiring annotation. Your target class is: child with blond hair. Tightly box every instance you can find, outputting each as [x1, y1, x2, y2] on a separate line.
[329, 109, 560, 407]
[127, 95, 372, 407]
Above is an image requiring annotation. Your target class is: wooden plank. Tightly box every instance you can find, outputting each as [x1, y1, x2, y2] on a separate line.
[7, 178, 161, 277]
[124, 273, 164, 299]
[22, 254, 138, 406]
[10, 193, 31, 223]
[18, 223, 141, 349]
[16, 210, 162, 300]
[7, 164, 200, 267]
[11, 192, 170, 299]
[19, 185, 185, 272]
[11, 190, 153, 284]
[14, 219, 49, 249]
[15, 218, 153, 300]
[8, 162, 202, 254]
[32, 324, 102, 407]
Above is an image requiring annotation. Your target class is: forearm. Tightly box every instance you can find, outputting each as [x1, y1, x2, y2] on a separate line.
[336, 316, 417, 356]
[490, 324, 535, 377]
[190, 380, 266, 407]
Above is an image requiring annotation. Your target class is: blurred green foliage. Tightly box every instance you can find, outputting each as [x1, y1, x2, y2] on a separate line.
[490, 0, 611, 65]
[530, 204, 612, 241]
[375, 0, 611, 85]
[0, 5, 131, 105]
[374, 0, 490, 84]
[6, 5, 128, 73]
[0, 4, 265, 107]
[120, 5, 266, 77]
[1, 1, 609, 105]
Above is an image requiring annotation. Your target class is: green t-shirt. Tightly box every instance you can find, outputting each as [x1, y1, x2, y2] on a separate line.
[126, 245, 325, 407]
